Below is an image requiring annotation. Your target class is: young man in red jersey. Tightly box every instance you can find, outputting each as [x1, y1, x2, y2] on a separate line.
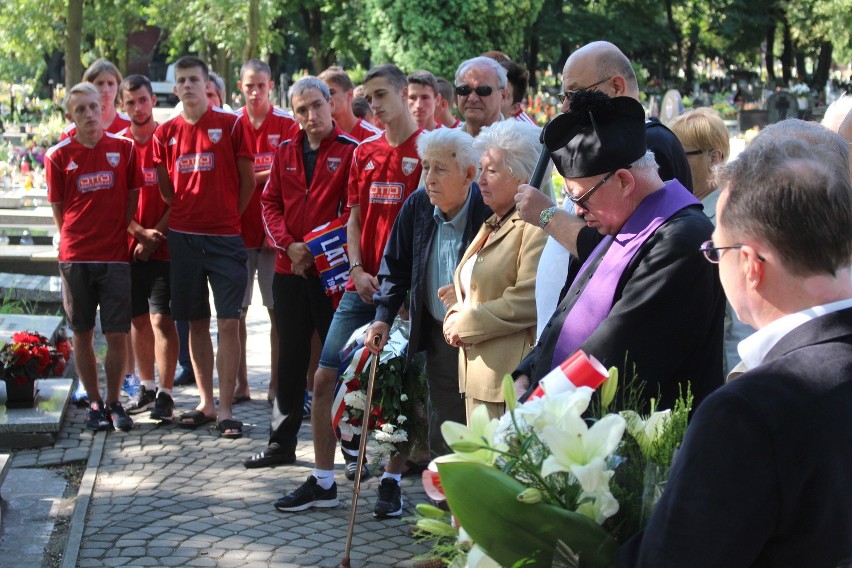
[435, 77, 462, 129]
[61, 59, 131, 140]
[118, 74, 180, 421]
[153, 56, 255, 438]
[319, 66, 384, 142]
[233, 59, 297, 405]
[407, 70, 440, 131]
[46, 82, 142, 432]
[243, 76, 357, 469]
[275, 64, 422, 518]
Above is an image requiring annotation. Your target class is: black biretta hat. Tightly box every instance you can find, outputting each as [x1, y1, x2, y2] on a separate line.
[542, 90, 647, 179]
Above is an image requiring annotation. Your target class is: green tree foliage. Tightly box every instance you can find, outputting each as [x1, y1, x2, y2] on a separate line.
[365, 0, 545, 79]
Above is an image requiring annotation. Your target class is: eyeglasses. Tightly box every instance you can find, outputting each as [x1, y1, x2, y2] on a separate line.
[700, 241, 742, 263]
[568, 169, 617, 209]
[455, 85, 494, 98]
[557, 76, 614, 104]
[684, 149, 705, 156]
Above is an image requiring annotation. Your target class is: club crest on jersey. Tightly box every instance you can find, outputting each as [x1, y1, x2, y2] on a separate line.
[208, 129, 222, 143]
[106, 152, 120, 167]
[327, 157, 341, 173]
[401, 157, 419, 176]
[268, 134, 281, 147]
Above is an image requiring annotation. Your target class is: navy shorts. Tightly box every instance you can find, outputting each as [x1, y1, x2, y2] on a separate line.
[59, 262, 131, 333]
[130, 259, 172, 318]
[167, 231, 247, 320]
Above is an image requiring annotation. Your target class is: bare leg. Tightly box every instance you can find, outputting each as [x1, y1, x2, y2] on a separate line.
[124, 333, 135, 377]
[151, 313, 178, 389]
[312, 366, 338, 470]
[305, 329, 320, 393]
[188, 318, 215, 418]
[215, 317, 240, 425]
[73, 329, 100, 401]
[104, 331, 128, 404]
[384, 452, 409, 475]
[235, 315, 250, 398]
[131, 315, 156, 383]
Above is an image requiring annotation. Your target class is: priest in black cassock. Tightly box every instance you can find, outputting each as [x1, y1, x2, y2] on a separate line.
[513, 90, 725, 409]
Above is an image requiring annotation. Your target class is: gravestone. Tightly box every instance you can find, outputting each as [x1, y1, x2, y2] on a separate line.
[660, 90, 684, 126]
[766, 91, 799, 123]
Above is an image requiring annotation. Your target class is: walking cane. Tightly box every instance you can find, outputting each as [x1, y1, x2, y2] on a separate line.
[340, 334, 382, 568]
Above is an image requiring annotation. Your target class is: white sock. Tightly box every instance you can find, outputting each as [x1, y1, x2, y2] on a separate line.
[141, 381, 156, 391]
[313, 469, 335, 489]
[157, 387, 172, 396]
[381, 472, 401, 484]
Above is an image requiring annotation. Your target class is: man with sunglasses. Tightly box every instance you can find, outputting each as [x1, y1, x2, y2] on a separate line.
[512, 90, 725, 411]
[618, 128, 852, 568]
[454, 56, 508, 137]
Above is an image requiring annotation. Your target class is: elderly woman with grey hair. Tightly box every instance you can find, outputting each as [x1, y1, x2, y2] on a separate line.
[443, 120, 547, 421]
[364, 127, 492, 456]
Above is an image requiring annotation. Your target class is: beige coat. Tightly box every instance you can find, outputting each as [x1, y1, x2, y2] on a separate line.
[446, 211, 547, 402]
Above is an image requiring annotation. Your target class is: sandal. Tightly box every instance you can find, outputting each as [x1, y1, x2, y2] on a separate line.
[178, 410, 215, 429]
[217, 418, 243, 439]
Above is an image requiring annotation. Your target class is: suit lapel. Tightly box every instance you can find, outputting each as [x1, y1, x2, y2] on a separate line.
[763, 308, 852, 364]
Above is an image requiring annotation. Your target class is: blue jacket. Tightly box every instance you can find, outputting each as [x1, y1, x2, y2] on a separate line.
[373, 184, 491, 367]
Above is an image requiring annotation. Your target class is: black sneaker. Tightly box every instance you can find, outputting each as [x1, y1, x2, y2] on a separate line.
[86, 400, 111, 431]
[107, 401, 134, 432]
[126, 385, 156, 414]
[150, 391, 174, 421]
[373, 478, 403, 518]
[173, 365, 195, 386]
[342, 446, 370, 481]
[274, 476, 339, 512]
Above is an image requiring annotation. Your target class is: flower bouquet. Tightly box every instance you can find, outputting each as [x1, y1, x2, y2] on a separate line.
[414, 358, 691, 567]
[333, 317, 428, 463]
[1, 330, 69, 407]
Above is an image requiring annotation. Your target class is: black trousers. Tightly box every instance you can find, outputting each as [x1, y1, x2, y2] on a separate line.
[268, 273, 334, 451]
[424, 317, 466, 456]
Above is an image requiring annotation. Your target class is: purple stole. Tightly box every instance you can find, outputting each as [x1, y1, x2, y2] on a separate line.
[551, 180, 699, 367]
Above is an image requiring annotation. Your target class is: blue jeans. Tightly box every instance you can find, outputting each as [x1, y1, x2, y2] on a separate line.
[317, 291, 376, 370]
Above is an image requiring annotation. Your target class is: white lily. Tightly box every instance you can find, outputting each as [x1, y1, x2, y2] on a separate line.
[575, 478, 620, 524]
[441, 404, 506, 464]
[515, 386, 595, 431]
[622, 409, 671, 457]
[539, 412, 626, 493]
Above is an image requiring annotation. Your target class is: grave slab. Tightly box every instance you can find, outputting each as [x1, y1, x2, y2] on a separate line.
[0, 312, 63, 344]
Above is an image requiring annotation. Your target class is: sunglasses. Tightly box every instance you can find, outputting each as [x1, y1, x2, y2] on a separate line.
[455, 85, 494, 97]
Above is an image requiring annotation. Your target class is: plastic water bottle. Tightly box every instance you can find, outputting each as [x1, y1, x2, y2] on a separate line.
[122, 374, 140, 397]
[19, 230, 33, 245]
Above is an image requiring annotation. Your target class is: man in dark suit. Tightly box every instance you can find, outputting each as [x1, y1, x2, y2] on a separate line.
[617, 129, 852, 566]
[514, 90, 725, 409]
[364, 127, 491, 456]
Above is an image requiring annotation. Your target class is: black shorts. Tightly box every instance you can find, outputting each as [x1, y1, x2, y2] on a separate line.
[167, 230, 247, 320]
[59, 262, 131, 333]
[131, 260, 172, 318]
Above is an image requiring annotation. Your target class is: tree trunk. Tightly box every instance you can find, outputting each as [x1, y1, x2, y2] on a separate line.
[302, 6, 333, 74]
[664, 0, 683, 79]
[528, 33, 539, 90]
[794, 48, 808, 84]
[813, 41, 832, 90]
[243, 0, 260, 62]
[684, 23, 700, 87]
[65, 0, 84, 86]
[780, 16, 793, 85]
[765, 21, 776, 83]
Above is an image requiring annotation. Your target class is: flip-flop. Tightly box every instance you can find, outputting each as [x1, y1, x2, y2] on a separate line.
[178, 409, 215, 429]
[217, 419, 243, 439]
[232, 395, 252, 405]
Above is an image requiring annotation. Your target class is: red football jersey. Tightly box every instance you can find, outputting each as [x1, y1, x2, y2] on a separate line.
[61, 112, 131, 141]
[46, 132, 143, 262]
[235, 106, 296, 248]
[119, 127, 170, 261]
[345, 129, 423, 289]
[347, 118, 384, 142]
[152, 107, 254, 236]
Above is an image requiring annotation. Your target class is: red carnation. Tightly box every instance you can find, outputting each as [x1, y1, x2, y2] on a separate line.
[55, 340, 71, 359]
[13, 345, 31, 364]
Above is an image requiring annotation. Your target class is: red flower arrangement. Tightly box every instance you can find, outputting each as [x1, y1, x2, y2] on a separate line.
[1, 330, 68, 384]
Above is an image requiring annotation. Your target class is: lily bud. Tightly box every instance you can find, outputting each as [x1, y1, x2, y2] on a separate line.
[416, 503, 449, 519]
[415, 518, 458, 537]
[502, 375, 517, 412]
[517, 488, 542, 504]
[601, 367, 618, 412]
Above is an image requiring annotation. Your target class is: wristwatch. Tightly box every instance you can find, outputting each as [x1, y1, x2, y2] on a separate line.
[538, 206, 558, 229]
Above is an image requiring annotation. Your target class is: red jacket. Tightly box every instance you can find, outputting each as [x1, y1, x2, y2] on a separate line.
[261, 125, 357, 275]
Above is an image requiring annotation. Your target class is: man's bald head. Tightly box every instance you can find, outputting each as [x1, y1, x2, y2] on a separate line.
[561, 41, 639, 110]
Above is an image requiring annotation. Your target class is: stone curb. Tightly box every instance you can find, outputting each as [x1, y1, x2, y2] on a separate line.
[61, 429, 106, 568]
